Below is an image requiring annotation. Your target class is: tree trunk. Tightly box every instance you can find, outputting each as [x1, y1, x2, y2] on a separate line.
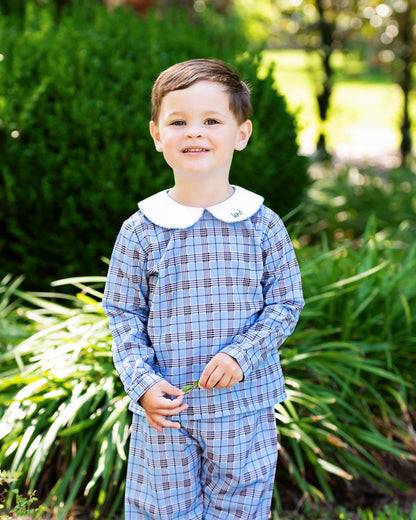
[315, 0, 335, 158]
[398, 7, 414, 164]
[400, 61, 412, 163]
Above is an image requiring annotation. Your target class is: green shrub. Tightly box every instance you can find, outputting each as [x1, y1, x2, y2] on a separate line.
[301, 164, 416, 245]
[280, 222, 415, 504]
[0, 277, 125, 520]
[0, 470, 46, 520]
[0, 1, 308, 289]
[0, 0, 26, 19]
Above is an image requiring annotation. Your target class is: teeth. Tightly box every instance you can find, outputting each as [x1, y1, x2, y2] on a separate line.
[183, 148, 206, 153]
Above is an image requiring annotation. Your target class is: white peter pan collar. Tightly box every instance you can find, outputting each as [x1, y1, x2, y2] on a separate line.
[138, 186, 264, 229]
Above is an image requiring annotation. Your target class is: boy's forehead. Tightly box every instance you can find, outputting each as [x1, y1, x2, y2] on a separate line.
[160, 80, 230, 110]
[176, 79, 227, 91]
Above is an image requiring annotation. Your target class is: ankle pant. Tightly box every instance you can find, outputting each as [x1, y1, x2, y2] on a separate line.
[124, 407, 278, 520]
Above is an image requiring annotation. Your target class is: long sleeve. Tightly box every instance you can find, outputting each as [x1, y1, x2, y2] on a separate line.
[102, 217, 163, 404]
[221, 213, 304, 378]
[102, 191, 304, 419]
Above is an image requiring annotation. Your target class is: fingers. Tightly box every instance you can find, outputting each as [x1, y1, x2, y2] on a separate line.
[163, 380, 184, 398]
[199, 353, 243, 390]
[199, 360, 221, 390]
[150, 398, 187, 416]
[140, 380, 188, 415]
[140, 380, 189, 432]
[202, 370, 234, 390]
[143, 393, 187, 416]
[146, 412, 182, 432]
[200, 366, 229, 390]
[214, 374, 233, 390]
[140, 357, 243, 433]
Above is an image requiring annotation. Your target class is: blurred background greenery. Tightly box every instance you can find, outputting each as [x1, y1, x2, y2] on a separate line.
[0, 1, 415, 519]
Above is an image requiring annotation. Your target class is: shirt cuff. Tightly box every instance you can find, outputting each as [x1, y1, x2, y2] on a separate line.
[128, 372, 164, 404]
[220, 344, 253, 379]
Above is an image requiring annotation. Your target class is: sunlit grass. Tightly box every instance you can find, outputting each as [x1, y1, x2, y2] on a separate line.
[262, 50, 416, 159]
[261, 50, 319, 151]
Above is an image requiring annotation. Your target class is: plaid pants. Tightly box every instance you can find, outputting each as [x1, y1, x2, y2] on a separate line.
[125, 408, 278, 520]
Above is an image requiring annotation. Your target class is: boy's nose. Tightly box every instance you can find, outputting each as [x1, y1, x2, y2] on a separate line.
[185, 124, 203, 138]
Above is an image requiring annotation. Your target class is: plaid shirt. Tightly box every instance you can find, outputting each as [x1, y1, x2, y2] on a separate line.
[102, 186, 304, 419]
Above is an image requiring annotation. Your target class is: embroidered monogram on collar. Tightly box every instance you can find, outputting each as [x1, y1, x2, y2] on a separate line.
[138, 186, 264, 229]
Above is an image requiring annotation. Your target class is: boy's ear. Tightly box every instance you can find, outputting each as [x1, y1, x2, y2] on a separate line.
[234, 120, 252, 151]
[149, 121, 163, 152]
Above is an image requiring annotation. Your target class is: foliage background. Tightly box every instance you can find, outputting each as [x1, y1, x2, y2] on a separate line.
[1, 169, 415, 518]
[0, 1, 415, 519]
[0, 1, 308, 290]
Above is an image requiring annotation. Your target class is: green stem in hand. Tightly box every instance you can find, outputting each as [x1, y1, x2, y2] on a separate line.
[182, 380, 200, 395]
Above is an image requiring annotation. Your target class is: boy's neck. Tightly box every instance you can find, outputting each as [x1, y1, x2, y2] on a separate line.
[168, 180, 234, 208]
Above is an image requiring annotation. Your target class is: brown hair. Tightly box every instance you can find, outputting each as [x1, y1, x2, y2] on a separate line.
[151, 58, 252, 124]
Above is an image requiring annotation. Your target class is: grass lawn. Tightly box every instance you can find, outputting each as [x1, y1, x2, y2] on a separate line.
[261, 50, 416, 162]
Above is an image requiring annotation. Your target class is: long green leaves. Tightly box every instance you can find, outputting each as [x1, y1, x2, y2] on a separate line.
[0, 215, 415, 516]
[0, 277, 128, 519]
[277, 216, 415, 504]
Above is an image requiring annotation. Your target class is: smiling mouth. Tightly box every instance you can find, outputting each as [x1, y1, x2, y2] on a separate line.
[182, 147, 209, 153]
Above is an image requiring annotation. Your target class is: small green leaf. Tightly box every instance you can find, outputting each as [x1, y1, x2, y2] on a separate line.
[182, 385, 193, 395]
[182, 380, 199, 394]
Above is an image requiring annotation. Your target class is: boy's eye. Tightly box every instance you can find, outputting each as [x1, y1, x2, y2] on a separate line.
[205, 119, 220, 125]
[171, 121, 185, 126]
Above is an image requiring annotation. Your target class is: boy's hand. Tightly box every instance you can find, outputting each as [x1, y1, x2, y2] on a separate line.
[140, 380, 188, 432]
[199, 353, 243, 391]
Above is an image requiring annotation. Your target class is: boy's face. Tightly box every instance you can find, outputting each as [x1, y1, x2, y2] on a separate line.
[150, 81, 252, 183]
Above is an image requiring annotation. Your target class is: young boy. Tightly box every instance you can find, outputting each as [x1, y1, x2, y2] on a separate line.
[102, 58, 304, 520]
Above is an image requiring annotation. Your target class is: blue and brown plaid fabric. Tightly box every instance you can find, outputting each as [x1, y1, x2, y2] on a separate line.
[102, 187, 304, 419]
[125, 407, 278, 520]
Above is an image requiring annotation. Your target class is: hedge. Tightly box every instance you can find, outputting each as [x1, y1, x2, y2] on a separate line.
[0, 1, 309, 289]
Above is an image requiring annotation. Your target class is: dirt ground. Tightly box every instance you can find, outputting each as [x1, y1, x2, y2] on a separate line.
[277, 447, 416, 518]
